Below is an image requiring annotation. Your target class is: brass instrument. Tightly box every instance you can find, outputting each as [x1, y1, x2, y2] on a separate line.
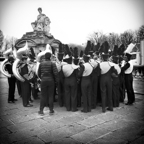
[0, 48, 13, 78]
[12, 42, 29, 82]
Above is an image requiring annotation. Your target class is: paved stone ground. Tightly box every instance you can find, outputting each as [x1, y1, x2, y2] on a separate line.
[0, 68, 144, 144]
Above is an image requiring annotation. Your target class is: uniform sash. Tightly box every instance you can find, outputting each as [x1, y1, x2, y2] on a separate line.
[109, 62, 121, 74]
[62, 64, 75, 77]
[125, 61, 133, 74]
[82, 63, 93, 76]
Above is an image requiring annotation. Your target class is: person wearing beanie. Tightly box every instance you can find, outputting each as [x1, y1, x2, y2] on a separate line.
[38, 52, 59, 115]
[62, 51, 79, 112]
[5, 54, 17, 103]
[99, 41, 116, 113]
[121, 52, 135, 105]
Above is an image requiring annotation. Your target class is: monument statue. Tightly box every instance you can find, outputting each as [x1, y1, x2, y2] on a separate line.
[31, 7, 51, 36]
[15, 7, 61, 50]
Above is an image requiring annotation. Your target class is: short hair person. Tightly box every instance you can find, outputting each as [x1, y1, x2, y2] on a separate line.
[38, 52, 59, 115]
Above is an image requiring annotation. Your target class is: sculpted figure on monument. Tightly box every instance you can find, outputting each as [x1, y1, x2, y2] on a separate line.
[31, 7, 51, 35]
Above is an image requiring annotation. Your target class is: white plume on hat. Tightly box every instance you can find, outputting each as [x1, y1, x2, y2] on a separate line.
[64, 54, 70, 59]
[124, 43, 136, 54]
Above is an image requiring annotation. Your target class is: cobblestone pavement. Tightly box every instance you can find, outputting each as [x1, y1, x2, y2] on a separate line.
[0, 70, 144, 144]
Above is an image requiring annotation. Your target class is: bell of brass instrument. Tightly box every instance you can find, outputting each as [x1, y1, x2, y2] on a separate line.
[12, 42, 29, 82]
[0, 48, 13, 78]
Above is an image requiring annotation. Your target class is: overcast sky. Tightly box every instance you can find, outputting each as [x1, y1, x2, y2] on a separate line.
[0, 0, 144, 44]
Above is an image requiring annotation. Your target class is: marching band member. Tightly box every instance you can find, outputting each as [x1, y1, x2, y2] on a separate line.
[73, 47, 81, 107]
[5, 54, 17, 103]
[56, 43, 65, 107]
[38, 51, 59, 115]
[99, 41, 117, 113]
[111, 45, 121, 107]
[78, 41, 93, 113]
[89, 43, 100, 109]
[121, 43, 135, 105]
[19, 55, 33, 107]
[62, 47, 79, 112]
[117, 44, 126, 102]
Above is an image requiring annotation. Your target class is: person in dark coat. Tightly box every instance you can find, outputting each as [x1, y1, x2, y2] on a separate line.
[19, 56, 33, 107]
[121, 53, 135, 105]
[5, 55, 17, 103]
[38, 52, 59, 115]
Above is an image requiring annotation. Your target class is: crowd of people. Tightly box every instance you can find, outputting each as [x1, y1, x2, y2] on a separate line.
[5, 40, 135, 116]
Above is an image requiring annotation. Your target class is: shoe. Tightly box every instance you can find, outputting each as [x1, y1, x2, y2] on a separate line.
[8, 100, 15, 103]
[14, 99, 18, 101]
[88, 109, 91, 112]
[29, 99, 33, 103]
[49, 110, 54, 115]
[81, 109, 87, 113]
[67, 108, 71, 111]
[25, 104, 33, 107]
[91, 105, 96, 109]
[38, 111, 44, 116]
[102, 108, 106, 113]
[107, 108, 113, 111]
[72, 109, 78, 112]
[125, 102, 133, 105]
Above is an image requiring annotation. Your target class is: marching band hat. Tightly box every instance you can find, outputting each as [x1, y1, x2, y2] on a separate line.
[58, 43, 64, 61]
[101, 41, 110, 60]
[63, 44, 72, 64]
[124, 43, 135, 60]
[79, 50, 84, 58]
[83, 54, 90, 62]
[125, 52, 132, 60]
[63, 54, 72, 64]
[73, 47, 79, 65]
[112, 55, 119, 64]
[118, 44, 125, 56]
[83, 40, 91, 61]
[73, 58, 79, 65]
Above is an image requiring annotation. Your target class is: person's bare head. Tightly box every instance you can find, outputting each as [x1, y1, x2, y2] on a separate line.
[38, 7, 42, 14]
